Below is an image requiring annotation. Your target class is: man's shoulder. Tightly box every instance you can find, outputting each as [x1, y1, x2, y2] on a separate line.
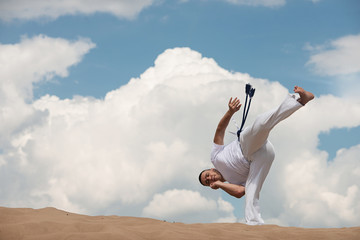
[211, 143, 224, 162]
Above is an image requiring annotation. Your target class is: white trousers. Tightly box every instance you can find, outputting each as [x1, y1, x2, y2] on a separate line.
[239, 94, 302, 225]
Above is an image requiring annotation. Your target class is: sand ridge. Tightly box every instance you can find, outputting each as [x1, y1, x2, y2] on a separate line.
[1, 207, 359, 240]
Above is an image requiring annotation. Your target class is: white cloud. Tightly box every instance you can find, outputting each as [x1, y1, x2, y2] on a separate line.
[0, 35, 95, 152]
[305, 34, 360, 76]
[0, 37, 359, 227]
[143, 189, 236, 223]
[273, 144, 360, 227]
[0, 35, 95, 99]
[0, 0, 156, 21]
[223, 0, 286, 7]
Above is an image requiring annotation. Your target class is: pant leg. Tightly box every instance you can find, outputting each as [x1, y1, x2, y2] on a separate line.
[240, 94, 302, 162]
[244, 140, 275, 225]
[242, 94, 302, 225]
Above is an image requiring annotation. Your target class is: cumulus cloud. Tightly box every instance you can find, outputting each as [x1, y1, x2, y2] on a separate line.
[0, 36, 359, 227]
[0, 35, 95, 99]
[305, 34, 360, 76]
[0, 35, 95, 212]
[274, 144, 360, 227]
[305, 34, 360, 97]
[0, 0, 156, 21]
[0, 35, 95, 150]
[143, 189, 236, 223]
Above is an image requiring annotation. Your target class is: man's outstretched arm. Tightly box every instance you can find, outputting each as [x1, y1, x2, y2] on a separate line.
[213, 97, 241, 145]
[210, 181, 245, 198]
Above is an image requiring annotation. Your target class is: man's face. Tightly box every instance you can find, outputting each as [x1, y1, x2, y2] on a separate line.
[201, 168, 222, 186]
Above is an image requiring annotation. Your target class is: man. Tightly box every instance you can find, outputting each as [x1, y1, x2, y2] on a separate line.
[198, 85, 314, 225]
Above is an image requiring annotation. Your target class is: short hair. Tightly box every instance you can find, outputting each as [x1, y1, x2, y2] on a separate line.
[198, 169, 210, 186]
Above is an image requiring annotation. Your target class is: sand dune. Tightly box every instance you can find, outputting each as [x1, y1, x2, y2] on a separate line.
[1, 207, 359, 240]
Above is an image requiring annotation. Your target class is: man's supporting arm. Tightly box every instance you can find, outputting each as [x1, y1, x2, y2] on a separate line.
[211, 181, 245, 198]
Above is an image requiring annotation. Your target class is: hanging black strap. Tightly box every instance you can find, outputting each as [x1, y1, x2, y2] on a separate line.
[237, 83, 255, 140]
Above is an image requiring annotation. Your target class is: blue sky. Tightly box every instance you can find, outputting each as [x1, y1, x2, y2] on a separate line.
[2, 0, 358, 99]
[0, 0, 359, 227]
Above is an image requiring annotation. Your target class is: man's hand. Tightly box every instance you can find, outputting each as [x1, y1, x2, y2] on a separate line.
[210, 181, 246, 199]
[210, 180, 221, 189]
[228, 97, 241, 114]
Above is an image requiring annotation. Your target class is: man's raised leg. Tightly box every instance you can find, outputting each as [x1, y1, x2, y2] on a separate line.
[240, 86, 314, 161]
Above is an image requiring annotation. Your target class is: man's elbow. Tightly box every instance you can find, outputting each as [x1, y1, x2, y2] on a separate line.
[233, 189, 245, 198]
[233, 191, 245, 199]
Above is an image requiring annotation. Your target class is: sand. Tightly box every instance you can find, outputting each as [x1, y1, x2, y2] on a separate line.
[1, 207, 359, 240]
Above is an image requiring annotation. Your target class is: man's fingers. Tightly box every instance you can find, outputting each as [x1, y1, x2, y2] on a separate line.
[233, 99, 241, 108]
[231, 98, 240, 105]
[229, 97, 242, 111]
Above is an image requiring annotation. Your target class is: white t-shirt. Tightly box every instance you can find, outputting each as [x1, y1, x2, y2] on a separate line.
[210, 139, 250, 186]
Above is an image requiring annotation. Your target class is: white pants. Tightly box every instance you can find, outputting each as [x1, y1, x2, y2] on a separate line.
[239, 94, 302, 225]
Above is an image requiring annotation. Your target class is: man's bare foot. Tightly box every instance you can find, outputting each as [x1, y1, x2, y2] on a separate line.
[294, 86, 314, 105]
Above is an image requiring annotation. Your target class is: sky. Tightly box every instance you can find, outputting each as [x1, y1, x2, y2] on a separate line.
[0, 0, 359, 228]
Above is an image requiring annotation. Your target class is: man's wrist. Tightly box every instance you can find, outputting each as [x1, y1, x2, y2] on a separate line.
[216, 181, 225, 188]
[227, 110, 235, 115]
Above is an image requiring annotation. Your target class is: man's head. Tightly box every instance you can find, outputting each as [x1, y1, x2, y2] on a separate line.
[198, 168, 224, 186]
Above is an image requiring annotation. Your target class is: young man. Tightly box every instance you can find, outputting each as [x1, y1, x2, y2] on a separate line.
[198, 86, 314, 225]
